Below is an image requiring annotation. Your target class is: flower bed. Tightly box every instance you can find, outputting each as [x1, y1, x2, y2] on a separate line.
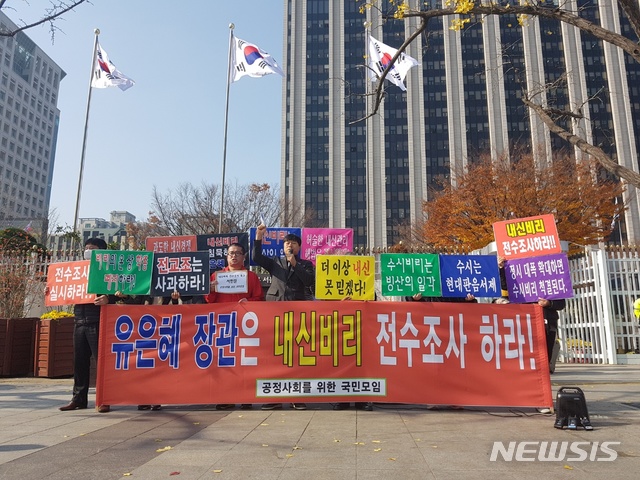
[34, 311, 75, 378]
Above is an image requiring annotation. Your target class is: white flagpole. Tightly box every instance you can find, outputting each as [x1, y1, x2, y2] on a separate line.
[218, 23, 235, 233]
[365, 26, 372, 252]
[72, 28, 100, 249]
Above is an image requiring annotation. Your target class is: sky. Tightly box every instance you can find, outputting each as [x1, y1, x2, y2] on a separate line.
[7, 0, 285, 228]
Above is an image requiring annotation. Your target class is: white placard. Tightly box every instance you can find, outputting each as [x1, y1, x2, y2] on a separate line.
[215, 270, 248, 294]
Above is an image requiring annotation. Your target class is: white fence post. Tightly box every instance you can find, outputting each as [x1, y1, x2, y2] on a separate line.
[593, 248, 617, 364]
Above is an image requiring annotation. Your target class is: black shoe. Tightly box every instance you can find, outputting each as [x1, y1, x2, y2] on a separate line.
[137, 405, 151, 410]
[59, 401, 87, 411]
[240, 404, 252, 410]
[151, 405, 162, 411]
[261, 403, 283, 410]
[291, 403, 307, 410]
[568, 416, 578, 430]
[356, 402, 373, 411]
[333, 403, 349, 410]
[580, 417, 593, 431]
[215, 404, 235, 410]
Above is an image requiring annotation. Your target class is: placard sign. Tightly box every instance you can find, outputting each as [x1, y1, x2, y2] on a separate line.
[504, 253, 574, 303]
[215, 270, 248, 294]
[380, 253, 440, 297]
[196, 233, 248, 271]
[439, 255, 501, 298]
[45, 260, 95, 306]
[315, 254, 375, 300]
[301, 228, 353, 265]
[150, 251, 210, 297]
[493, 214, 561, 260]
[145, 235, 198, 253]
[87, 250, 153, 295]
[248, 227, 302, 266]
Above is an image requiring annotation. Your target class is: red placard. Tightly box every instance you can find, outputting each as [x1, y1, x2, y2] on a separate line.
[45, 260, 95, 306]
[145, 235, 198, 253]
[493, 214, 561, 259]
[97, 301, 552, 408]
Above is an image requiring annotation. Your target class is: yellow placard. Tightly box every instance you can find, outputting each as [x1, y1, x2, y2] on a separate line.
[314, 255, 375, 300]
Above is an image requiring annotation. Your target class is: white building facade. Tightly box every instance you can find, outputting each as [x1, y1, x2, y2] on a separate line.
[0, 12, 65, 236]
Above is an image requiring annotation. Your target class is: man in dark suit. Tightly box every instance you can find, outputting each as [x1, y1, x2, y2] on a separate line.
[252, 224, 315, 410]
[252, 224, 315, 301]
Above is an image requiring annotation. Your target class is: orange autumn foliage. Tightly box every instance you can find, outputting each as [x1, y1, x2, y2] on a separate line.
[422, 155, 625, 252]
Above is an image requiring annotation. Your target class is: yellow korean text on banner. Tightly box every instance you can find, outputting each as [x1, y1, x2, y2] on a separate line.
[315, 254, 375, 300]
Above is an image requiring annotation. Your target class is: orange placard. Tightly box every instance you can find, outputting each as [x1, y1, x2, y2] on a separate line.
[45, 260, 96, 306]
[97, 302, 552, 408]
[493, 214, 561, 259]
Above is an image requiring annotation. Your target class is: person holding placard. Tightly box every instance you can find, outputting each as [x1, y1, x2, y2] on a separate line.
[205, 243, 264, 304]
[59, 238, 114, 414]
[205, 242, 264, 410]
[497, 256, 565, 368]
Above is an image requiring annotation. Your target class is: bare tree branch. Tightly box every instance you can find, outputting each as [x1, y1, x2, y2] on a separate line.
[357, 0, 640, 188]
[522, 95, 640, 186]
[0, 1, 89, 38]
[618, 0, 640, 41]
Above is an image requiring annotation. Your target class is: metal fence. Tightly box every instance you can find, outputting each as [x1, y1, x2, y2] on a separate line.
[561, 246, 640, 365]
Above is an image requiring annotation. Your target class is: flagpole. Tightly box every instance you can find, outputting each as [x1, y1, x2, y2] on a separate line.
[72, 29, 100, 251]
[364, 23, 372, 252]
[218, 24, 235, 234]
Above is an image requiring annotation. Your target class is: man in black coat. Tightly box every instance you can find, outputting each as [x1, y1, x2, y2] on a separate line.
[252, 225, 315, 301]
[59, 237, 113, 413]
[252, 224, 314, 410]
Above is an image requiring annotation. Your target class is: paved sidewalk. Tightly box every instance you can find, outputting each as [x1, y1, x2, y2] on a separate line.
[1, 364, 639, 479]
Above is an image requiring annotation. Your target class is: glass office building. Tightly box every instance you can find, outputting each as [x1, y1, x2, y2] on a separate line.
[282, 0, 640, 248]
[0, 12, 65, 233]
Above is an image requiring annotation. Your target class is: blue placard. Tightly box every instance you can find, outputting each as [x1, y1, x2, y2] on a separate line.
[248, 227, 302, 266]
[439, 255, 501, 298]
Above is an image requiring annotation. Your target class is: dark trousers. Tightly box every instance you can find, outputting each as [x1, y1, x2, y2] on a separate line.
[72, 323, 99, 406]
[545, 324, 557, 364]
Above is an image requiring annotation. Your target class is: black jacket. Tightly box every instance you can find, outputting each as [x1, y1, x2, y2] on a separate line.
[252, 239, 315, 301]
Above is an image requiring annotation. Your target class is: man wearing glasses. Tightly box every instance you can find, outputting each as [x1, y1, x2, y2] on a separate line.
[205, 243, 264, 304]
[205, 242, 264, 411]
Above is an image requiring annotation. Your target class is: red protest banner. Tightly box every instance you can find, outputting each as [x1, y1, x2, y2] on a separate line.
[97, 301, 551, 408]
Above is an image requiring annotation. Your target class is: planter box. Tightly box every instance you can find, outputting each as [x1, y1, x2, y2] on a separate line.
[0, 317, 38, 376]
[34, 317, 75, 378]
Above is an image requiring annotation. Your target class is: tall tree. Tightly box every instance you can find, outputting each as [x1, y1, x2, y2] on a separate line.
[356, 0, 640, 188]
[0, 227, 46, 253]
[421, 154, 625, 251]
[0, 227, 47, 318]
